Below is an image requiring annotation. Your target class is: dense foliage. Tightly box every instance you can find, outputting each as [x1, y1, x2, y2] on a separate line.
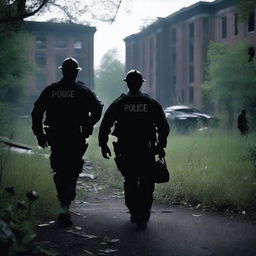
[202, 41, 256, 129]
[237, 0, 256, 20]
[95, 49, 126, 109]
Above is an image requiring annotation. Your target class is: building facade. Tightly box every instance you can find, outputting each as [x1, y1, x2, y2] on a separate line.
[23, 21, 96, 100]
[124, 0, 256, 109]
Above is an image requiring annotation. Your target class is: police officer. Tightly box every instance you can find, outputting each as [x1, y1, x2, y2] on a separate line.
[237, 109, 249, 136]
[99, 70, 169, 229]
[31, 57, 102, 227]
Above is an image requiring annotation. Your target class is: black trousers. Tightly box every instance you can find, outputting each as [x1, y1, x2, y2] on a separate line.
[48, 133, 87, 207]
[117, 146, 155, 223]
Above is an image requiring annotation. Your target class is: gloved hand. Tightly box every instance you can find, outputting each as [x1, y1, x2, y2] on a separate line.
[101, 144, 111, 159]
[158, 147, 166, 158]
[36, 134, 48, 148]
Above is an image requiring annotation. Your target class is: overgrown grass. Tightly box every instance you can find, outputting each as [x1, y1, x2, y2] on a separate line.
[87, 128, 256, 210]
[3, 117, 256, 214]
[1, 117, 58, 219]
[0, 149, 58, 218]
[87, 131, 123, 190]
[157, 130, 256, 209]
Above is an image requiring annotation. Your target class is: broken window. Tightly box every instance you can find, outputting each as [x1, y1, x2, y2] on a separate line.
[171, 28, 176, 44]
[189, 65, 194, 83]
[189, 86, 194, 104]
[234, 13, 239, 35]
[222, 16, 227, 38]
[248, 11, 255, 32]
[189, 23, 194, 39]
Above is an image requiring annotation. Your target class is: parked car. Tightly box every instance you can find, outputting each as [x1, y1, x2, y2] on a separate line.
[165, 105, 217, 127]
[164, 108, 199, 132]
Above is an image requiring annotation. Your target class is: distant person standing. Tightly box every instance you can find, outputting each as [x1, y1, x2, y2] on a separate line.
[237, 109, 249, 136]
[99, 70, 169, 230]
[31, 58, 103, 227]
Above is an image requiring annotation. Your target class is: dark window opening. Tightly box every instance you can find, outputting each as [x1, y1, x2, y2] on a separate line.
[55, 38, 67, 48]
[36, 36, 46, 49]
[203, 17, 209, 35]
[171, 28, 176, 44]
[248, 47, 255, 62]
[189, 65, 194, 83]
[189, 86, 194, 104]
[189, 44, 194, 62]
[189, 23, 194, 39]
[234, 13, 239, 35]
[222, 16, 227, 38]
[248, 11, 255, 32]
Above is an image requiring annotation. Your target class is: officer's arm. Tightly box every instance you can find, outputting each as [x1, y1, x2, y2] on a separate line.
[98, 104, 117, 158]
[31, 89, 48, 136]
[87, 89, 103, 126]
[31, 89, 48, 148]
[153, 101, 170, 149]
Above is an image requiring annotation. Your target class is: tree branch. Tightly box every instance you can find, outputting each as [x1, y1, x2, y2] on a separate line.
[110, 0, 122, 24]
[0, 0, 50, 23]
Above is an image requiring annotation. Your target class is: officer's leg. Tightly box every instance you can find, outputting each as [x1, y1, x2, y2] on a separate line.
[53, 171, 79, 207]
[124, 174, 139, 220]
[138, 176, 155, 222]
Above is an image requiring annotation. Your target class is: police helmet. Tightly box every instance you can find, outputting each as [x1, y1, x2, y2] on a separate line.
[59, 57, 82, 71]
[123, 70, 145, 82]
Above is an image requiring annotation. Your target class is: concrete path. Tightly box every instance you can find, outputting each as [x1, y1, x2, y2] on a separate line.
[37, 187, 256, 256]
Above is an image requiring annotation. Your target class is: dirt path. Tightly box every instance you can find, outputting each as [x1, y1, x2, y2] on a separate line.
[36, 179, 256, 256]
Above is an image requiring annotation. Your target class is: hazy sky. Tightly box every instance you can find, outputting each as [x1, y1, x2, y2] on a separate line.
[94, 0, 214, 67]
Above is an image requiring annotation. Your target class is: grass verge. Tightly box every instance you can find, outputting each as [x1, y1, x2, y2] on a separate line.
[87, 128, 256, 210]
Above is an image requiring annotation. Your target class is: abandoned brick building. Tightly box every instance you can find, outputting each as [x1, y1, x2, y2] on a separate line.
[24, 21, 96, 101]
[124, 0, 256, 109]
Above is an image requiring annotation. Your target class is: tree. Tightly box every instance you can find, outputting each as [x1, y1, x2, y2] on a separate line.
[202, 41, 256, 129]
[0, 0, 124, 124]
[0, 0, 123, 24]
[95, 49, 126, 108]
[237, 0, 256, 21]
[0, 29, 31, 105]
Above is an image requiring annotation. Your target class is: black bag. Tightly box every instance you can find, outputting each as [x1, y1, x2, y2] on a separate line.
[154, 157, 169, 183]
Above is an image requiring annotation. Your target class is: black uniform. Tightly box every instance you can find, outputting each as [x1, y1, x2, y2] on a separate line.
[238, 112, 249, 135]
[99, 92, 169, 223]
[32, 79, 102, 207]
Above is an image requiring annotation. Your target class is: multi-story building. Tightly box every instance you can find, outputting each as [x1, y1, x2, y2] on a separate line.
[23, 21, 96, 100]
[124, 0, 256, 109]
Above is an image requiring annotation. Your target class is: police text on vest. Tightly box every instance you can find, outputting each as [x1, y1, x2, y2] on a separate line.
[51, 90, 75, 98]
[124, 104, 147, 112]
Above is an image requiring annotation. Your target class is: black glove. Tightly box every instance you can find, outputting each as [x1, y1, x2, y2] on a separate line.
[155, 144, 165, 158]
[36, 134, 48, 148]
[158, 147, 166, 158]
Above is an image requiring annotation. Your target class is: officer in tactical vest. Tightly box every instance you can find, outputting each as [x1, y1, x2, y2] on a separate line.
[99, 70, 169, 229]
[31, 58, 103, 227]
